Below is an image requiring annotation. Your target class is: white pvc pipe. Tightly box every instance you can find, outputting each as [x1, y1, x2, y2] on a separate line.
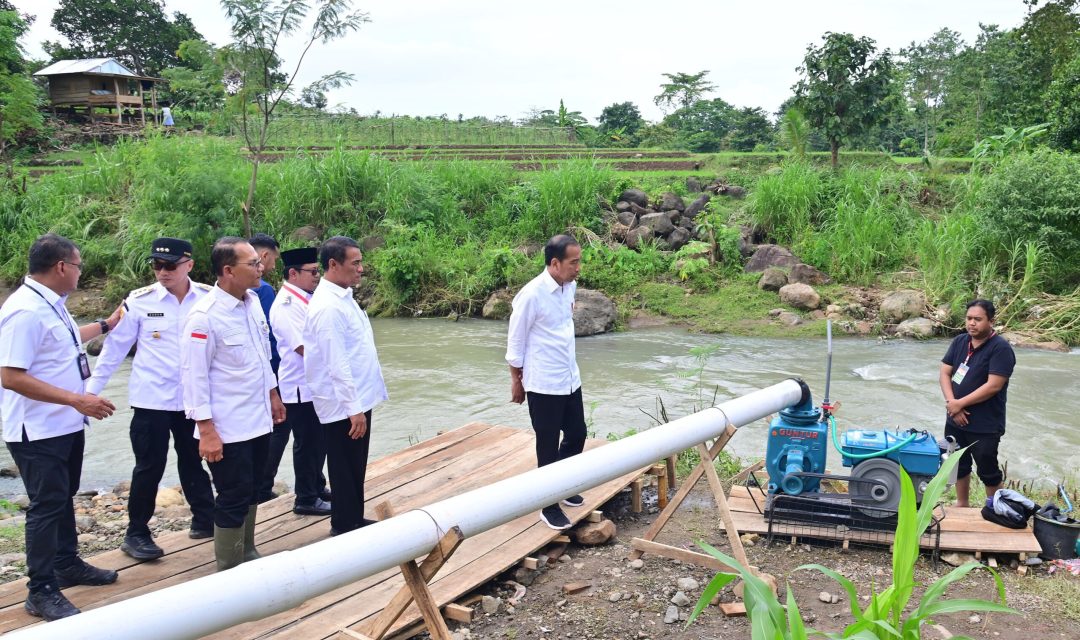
[10, 379, 805, 640]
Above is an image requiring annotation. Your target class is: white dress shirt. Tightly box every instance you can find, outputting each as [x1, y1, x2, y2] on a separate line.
[87, 279, 211, 410]
[304, 278, 387, 424]
[505, 269, 581, 396]
[0, 276, 87, 442]
[180, 286, 276, 443]
[269, 283, 312, 404]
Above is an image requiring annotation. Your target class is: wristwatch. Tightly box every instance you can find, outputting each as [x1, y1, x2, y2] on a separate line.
[97, 319, 110, 335]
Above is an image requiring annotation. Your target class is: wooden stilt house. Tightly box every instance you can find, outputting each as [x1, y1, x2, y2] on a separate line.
[33, 58, 162, 125]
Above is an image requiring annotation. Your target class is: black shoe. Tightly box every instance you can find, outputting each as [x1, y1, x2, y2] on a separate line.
[188, 527, 213, 540]
[25, 585, 80, 620]
[540, 505, 572, 531]
[55, 559, 118, 588]
[318, 488, 332, 502]
[359, 518, 378, 528]
[293, 498, 332, 516]
[561, 494, 585, 507]
[257, 491, 279, 504]
[120, 534, 164, 561]
[329, 526, 352, 537]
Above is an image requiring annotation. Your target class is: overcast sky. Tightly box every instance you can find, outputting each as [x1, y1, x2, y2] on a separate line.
[13, 0, 1032, 124]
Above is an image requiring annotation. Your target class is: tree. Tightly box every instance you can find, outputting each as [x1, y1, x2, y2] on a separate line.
[779, 107, 810, 158]
[726, 107, 774, 151]
[223, 0, 368, 236]
[663, 97, 736, 152]
[793, 32, 895, 169]
[653, 70, 715, 113]
[1047, 50, 1080, 150]
[0, 11, 43, 175]
[45, 0, 202, 77]
[597, 101, 644, 144]
[300, 85, 328, 110]
[900, 28, 963, 154]
[159, 39, 226, 112]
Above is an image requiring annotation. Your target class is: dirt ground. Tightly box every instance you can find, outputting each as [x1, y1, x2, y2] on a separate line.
[446, 485, 1078, 640]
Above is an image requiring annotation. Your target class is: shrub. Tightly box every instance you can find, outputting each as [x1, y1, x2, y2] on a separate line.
[746, 161, 823, 244]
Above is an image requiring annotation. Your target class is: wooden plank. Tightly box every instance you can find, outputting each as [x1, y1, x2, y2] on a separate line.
[698, 443, 751, 570]
[521, 557, 539, 570]
[630, 538, 740, 573]
[553, 535, 571, 544]
[630, 478, 643, 513]
[397, 554, 452, 639]
[441, 603, 473, 623]
[628, 426, 736, 560]
[719, 602, 747, 617]
[587, 510, 603, 523]
[666, 455, 678, 492]
[562, 581, 591, 595]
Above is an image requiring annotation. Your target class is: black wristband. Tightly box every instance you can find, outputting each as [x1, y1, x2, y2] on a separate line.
[97, 319, 109, 335]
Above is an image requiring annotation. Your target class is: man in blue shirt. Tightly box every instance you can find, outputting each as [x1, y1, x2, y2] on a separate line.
[249, 234, 280, 376]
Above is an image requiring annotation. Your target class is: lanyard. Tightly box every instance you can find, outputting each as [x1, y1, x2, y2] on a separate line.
[282, 283, 309, 305]
[964, 331, 995, 365]
[24, 284, 83, 353]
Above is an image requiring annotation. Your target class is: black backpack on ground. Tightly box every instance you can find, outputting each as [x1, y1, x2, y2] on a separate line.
[980, 489, 1037, 529]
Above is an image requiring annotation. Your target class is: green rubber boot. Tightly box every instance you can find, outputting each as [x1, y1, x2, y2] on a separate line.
[214, 524, 245, 572]
[243, 504, 261, 562]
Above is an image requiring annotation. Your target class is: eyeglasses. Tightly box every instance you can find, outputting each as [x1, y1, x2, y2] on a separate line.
[238, 259, 262, 269]
[296, 268, 320, 276]
[61, 261, 82, 271]
[150, 258, 191, 272]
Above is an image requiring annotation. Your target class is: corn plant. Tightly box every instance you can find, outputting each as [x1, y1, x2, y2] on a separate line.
[688, 447, 1016, 638]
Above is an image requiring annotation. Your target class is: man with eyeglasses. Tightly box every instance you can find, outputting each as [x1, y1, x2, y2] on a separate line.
[87, 237, 216, 562]
[304, 236, 387, 536]
[0, 233, 122, 620]
[258, 247, 331, 515]
[181, 237, 286, 571]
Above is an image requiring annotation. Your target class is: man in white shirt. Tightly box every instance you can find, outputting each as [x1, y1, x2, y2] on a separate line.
[87, 237, 216, 561]
[305, 236, 387, 536]
[506, 234, 586, 531]
[260, 247, 331, 515]
[0, 234, 121, 620]
[180, 237, 286, 571]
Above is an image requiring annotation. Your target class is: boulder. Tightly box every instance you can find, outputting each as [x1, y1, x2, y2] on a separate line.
[615, 201, 632, 213]
[776, 311, 803, 326]
[573, 289, 616, 336]
[667, 227, 691, 251]
[779, 283, 821, 310]
[758, 267, 788, 291]
[482, 289, 514, 320]
[610, 222, 631, 242]
[684, 194, 711, 218]
[896, 317, 935, 339]
[678, 216, 695, 231]
[155, 487, 186, 508]
[0, 465, 19, 479]
[665, 210, 681, 223]
[879, 290, 926, 323]
[686, 177, 702, 193]
[789, 263, 831, 286]
[745, 244, 798, 272]
[738, 225, 756, 257]
[361, 235, 385, 252]
[723, 185, 747, 199]
[659, 192, 686, 212]
[514, 242, 542, 258]
[616, 210, 637, 228]
[624, 226, 654, 249]
[618, 188, 649, 209]
[573, 518, 616, 545]
[290, 225, 322, 243]
[639, 212, 675, 237]
[628, 201, 650, 217]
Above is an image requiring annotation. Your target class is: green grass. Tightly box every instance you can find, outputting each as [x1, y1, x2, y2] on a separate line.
[635, 275, 832, 336]
[1014, 574, 1080, 623]
[0, 524, 23, 555]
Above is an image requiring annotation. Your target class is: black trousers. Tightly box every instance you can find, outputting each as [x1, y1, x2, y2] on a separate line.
[6, 429, 84, 593]
[944, 423, 1004, 486]
[526, 388, 587, 468]
[128, 408, 215, 536]
[324, 411, 371, 533]
[206, 434, 270, 529]
[258, 401, 328, 505]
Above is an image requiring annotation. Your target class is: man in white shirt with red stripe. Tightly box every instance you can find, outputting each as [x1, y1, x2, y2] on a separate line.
[0, 234, 121, 620]
[506, 234, 586, 531]
[180, 237, 286, 571]
[259, 247, 331, 515]
[305, 236, 388, 536]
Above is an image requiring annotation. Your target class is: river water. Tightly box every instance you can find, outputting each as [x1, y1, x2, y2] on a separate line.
[1, 319, 1077, 496]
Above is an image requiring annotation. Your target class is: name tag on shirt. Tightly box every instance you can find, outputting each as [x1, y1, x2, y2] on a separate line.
[951, 362, 969, 385]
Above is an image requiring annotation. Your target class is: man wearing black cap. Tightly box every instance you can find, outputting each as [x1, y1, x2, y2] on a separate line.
[87, 238, 216, 560]
[259, 247, 331, 514]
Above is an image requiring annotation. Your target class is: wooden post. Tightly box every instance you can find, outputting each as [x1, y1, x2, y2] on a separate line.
[666, 455, 678, 491]
[113, 78, 122, 124]
[352, 501, 463, 640]
[630, 478, 643, 513]
[697, 443, 751, 570]
[151, 84, 158, 125]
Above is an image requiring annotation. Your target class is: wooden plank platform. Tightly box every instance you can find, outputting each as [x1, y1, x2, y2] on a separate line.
[723, 485, 1041, 555]
[0, 423, 647, 638]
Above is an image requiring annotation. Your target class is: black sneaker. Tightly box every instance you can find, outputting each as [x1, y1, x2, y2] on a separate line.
[293, 498, 332, 516]
[561, 494, 585, 507]
[540, 505, 572, 531]
[121, 534, 164, 561]
[25, 585, 80, 620]
[54, 558, 118, 588]
[318, 488, 333, 502]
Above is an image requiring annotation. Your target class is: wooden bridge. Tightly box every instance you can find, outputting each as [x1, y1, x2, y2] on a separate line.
[0, 423, 646, 638]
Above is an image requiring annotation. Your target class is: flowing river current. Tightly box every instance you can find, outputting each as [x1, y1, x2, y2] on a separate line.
[1, 318, 1077, 496]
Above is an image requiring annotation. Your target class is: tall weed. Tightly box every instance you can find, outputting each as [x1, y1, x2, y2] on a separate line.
[746, 161, 823, 244]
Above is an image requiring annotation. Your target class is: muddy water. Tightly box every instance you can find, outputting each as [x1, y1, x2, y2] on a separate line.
[1, 319, 1077, 495]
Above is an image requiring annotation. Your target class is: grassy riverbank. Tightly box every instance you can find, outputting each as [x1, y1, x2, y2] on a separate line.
[2, 134, 1079, 344]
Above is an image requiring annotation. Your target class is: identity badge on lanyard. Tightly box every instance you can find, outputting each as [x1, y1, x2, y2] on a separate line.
[27, 285, 91, 380]
[952, 333, 991, 385]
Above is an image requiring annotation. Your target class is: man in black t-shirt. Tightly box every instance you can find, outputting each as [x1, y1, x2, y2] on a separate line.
[939, 299, 1016, 508]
